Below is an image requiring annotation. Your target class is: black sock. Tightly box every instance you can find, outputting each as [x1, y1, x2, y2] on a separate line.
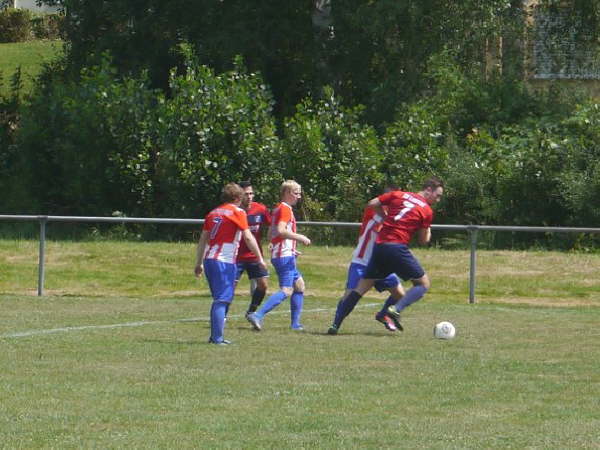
[247, 288, 266, 313]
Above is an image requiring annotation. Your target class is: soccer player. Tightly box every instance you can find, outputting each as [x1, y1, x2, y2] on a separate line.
[327, 176, 444, 335]
[194, 182, 267, 345]
[330, 187, 405, 334]
[235, 181, 272, 317]
[246, 180, 311, 331]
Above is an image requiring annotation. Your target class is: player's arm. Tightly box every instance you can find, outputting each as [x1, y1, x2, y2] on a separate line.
[242, 229, 267, 270]
[417, 227, 431, 245]
[367, 197, 386, 219]
[194, 230, 209, 277]
[277, 220, 311, 246]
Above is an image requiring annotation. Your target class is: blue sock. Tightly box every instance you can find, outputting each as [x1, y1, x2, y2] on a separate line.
[256, 290, 288, 318]
[395, 285, 428, 312]
[379, 295, 397, 315]
[290, 291, 304, 328]
[210, 301, 228, 343]
[333, 291, 362, 327]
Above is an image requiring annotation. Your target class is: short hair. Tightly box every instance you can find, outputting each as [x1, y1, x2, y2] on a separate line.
[422, 176, 444, 191]
[384, 183, 400, 193]
[238, 181, 252, 189]
[221, 182, 245, 203]
[280, 180, 301, 197]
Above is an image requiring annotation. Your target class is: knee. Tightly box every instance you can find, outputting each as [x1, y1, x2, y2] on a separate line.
[294, 278, 305, 293]
[281, 286, 293, 296]
[256, 278, 268, 291]
[414, 275, 431, 290]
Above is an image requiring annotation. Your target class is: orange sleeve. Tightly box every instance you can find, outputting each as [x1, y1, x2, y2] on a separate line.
[229, 209, 249, 230]
[277, 204, 292, 225]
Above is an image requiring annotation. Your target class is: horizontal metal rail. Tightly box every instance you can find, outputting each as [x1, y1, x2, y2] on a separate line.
[1, 214, 599, 301]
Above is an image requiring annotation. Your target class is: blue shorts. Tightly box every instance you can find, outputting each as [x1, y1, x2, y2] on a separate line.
[346, 262, 401, 292]
[364, 243, 425, 281]
[203, 259, 237, 303]
[271, 256, 302, 288]
[236, 261, 269, 281]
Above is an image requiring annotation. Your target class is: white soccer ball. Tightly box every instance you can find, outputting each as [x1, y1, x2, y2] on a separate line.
[433, 321, 456, 339]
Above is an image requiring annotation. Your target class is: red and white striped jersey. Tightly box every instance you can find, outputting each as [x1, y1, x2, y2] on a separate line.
[202, 203, 249, 264]
[270, 202, 296, 258]
[351, 207, 384, 266]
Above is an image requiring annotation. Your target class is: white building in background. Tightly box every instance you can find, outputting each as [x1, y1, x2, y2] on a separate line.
[10, 0, 59, 13]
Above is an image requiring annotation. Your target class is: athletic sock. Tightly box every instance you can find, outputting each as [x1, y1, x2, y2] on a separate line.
[333, 291, 363, 327]
[394, 285, 428, 312]
[247, 288, 266, 313]
[255, 290, 288, 318]
[379, 295, 397, 315]
[290, 291, 304, 328]
[210, 301, 228, 343]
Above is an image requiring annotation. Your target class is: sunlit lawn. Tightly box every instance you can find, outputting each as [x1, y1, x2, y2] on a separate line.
[1, 240, 599, 447]
[0, 40, 63, 95]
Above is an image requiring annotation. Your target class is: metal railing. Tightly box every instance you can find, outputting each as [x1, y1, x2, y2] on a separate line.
[1, 214, 600, 302]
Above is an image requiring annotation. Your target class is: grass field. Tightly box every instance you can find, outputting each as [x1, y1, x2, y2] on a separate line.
[0, 40, 64, 96]
[1, 240, 599, 448]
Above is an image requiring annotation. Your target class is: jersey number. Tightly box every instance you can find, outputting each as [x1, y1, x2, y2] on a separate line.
[209, 217, 223, 240]
[394, 201, 416, 221]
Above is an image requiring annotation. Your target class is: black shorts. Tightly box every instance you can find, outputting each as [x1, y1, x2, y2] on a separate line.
[235, 261, 269, 281]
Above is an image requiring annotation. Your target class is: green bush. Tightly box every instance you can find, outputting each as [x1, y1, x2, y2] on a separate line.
[10, 52, 283, 230]
[31, 12, 63, 40]
[281, 86, 384, 222]
[153, 53, 282, 219]
[0, 8, 32, 42]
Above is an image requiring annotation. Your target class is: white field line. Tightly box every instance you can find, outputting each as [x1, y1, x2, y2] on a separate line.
[0, 302, 381, 339]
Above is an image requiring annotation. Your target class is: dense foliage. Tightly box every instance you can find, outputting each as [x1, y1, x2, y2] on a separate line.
[1, 1, 600, 246]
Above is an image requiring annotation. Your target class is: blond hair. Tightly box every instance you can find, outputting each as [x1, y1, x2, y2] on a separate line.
[280, 180, 301, 198]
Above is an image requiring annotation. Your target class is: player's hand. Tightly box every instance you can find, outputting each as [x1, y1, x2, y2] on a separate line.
[257, 259, 267, 272]
[194, 264, 203, 278]
[299, 235, 311, 246]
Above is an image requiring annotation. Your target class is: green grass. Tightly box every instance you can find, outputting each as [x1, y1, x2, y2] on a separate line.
[1, 240, 599, 448]
[0, 40, 64, 96]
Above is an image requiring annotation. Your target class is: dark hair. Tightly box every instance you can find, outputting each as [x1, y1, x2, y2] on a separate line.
[238, 181, 252, 189]
[422, 176, 444, 191]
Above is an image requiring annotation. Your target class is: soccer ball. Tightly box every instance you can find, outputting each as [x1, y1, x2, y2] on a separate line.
[433, 321, 456, 339]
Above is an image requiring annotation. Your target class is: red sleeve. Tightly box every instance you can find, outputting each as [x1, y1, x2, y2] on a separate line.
[422, 208, 434, 229]
[202, 212, 213, 231]
[378, 192, 394, 205]
[263, 205, 272, 226]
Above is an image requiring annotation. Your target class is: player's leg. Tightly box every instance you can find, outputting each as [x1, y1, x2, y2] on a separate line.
[393, 274, 430, 312]
[329, 263, 367, 333]
[386, 247, 430, 318]
[204, 259, 236, 344]
[245, 262, 269, 316]
[328, 277, 375, 334]
[374, 274, 404, 331]
[247, 257, 294, 330]
[290, 274, 305, 330]
[247, 276, 268, 315]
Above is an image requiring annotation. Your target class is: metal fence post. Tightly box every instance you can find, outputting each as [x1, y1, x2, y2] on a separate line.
[468, 227, 478, 304]
[37, 216, 48, 296]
